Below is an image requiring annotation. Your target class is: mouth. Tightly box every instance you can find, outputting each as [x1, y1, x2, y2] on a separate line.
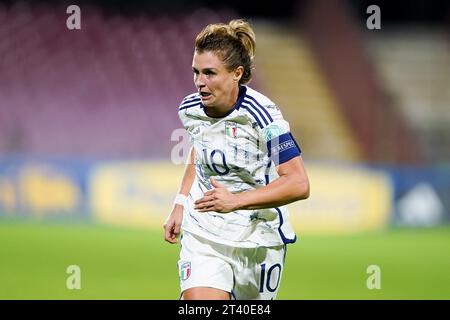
[199, 91, 212, 101]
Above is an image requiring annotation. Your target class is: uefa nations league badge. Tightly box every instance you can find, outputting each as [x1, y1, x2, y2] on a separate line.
[179, 261, 191, 281]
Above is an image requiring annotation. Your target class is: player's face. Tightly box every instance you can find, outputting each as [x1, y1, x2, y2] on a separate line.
[192, 50, 241, 111]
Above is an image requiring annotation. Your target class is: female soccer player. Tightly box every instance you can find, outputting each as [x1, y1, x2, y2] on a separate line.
[164, 19, 310, 300]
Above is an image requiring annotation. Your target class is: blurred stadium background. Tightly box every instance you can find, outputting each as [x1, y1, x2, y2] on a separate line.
[1, 0, 449, 299]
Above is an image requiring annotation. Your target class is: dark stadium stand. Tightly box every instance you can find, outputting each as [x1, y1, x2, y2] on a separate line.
[0, 3, 240, 158]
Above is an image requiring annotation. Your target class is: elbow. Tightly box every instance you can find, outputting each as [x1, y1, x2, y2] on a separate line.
[303, 184, 310, 199]
[294, 177, 310, 201]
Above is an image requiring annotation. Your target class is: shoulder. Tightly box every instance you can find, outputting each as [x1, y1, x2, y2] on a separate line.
[240, 86, 283, 129]
[178, 92, 203, 126]
[244, 86, 275, 106]
[177, 93, 204, 130]
[178, 92, 202, 112]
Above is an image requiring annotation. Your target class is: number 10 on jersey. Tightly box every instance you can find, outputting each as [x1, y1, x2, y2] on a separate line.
[202, 148, 230, 175]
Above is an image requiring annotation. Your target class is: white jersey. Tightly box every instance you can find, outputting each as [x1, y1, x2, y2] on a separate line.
[178, 85, 301, 248]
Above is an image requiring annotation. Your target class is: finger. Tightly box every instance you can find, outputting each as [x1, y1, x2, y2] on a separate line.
[163, 221, 171, 233]
[197, 203, 216, 212]
[165, 232, 178, 244]
[164, 223, 176, 243]
[195, 200, 214, 210]
[194, 197, 204, 205]
[204, 190, 214, 196]
[173, 223, 181, 237]
[195, 195, 214, 205]
[166, 237, 177, 244]
[164, 228, 172, 242]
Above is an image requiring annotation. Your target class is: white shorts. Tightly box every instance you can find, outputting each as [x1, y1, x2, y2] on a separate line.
[177, 231, 286, 300]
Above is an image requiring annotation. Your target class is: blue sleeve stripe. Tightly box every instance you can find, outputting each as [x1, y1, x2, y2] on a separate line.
[264, 153, 297, 244]
[179, 102, 202, 111]
[275, 207, 297, 244]
[243, 97, 272, 125]
[290, 132, 302, 155]
[242, 106, 263, 128]
[181, 97, 201, 106]
[180, 97, 201, 107]
[244, 95, 274, 123]
[264, 158, 272, 185]
[182, 93, 199, 102]
[277, 145, 300, 165]
[267, 132, 301, 165]
[241, 100, 269, 126]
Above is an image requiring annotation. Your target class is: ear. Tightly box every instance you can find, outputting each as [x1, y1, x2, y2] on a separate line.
[233, 66, 244, 82]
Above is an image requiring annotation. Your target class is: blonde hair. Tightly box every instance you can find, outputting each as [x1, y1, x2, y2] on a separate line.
[195, 19, 256, 84]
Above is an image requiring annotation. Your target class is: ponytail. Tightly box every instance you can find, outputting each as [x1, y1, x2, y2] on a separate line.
[195, 19, 256, 84]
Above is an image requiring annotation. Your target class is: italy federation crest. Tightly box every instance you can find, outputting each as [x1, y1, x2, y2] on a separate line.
[179, 262, 191, 281]
[225, 121, 238, 138]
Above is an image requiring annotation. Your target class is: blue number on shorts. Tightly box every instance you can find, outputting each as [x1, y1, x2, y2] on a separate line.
[259, 263, 282, 293]
[202, 148, 230, 175]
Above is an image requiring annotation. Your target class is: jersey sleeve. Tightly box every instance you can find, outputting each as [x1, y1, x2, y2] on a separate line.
[178, 107, 188, 132]
[178, 94, 197, 129]
[178, 93, 204, 135]
[258, 105, 302, 166]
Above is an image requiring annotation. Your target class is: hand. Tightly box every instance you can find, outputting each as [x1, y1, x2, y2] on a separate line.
[194, 178, 240, 213]
[163, 205, 184, 244]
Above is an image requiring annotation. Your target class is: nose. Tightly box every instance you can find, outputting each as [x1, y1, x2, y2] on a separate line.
[195, 74, 205, 89]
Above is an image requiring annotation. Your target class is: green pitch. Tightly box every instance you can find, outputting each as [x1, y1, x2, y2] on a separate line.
[1, 218, 449, 299]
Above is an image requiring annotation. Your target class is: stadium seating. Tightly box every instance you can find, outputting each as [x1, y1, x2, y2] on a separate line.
[2, 2, 447, 165]
[0, 3, 239, 158]
[367, 28, 450, 163]
[253, 21, 363, 162]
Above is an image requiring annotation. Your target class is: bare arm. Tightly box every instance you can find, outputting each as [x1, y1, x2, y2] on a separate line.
[236, 156, 309, 210]
[194, 156, 309, 213]
[163, 146, 196, 243]
[176, 146, 196, 197]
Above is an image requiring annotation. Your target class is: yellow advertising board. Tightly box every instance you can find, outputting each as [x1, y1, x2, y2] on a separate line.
[90, 161, 392, 234]
[90, 161, 184, 229]
[0, 178, 15, 214]
[287, 163, 392, 235]
[19, 164, 81, 216]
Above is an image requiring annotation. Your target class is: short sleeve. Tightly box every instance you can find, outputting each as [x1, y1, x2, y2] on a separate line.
[178, 93, 202, 130]
[258, 106, 302, 165]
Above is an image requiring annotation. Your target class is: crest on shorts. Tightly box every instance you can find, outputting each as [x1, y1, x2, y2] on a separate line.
[225, 121, 238, 138]
[179, 262, 191, 281]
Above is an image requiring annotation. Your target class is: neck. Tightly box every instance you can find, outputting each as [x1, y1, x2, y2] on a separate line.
[205, 86, 240, 118]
